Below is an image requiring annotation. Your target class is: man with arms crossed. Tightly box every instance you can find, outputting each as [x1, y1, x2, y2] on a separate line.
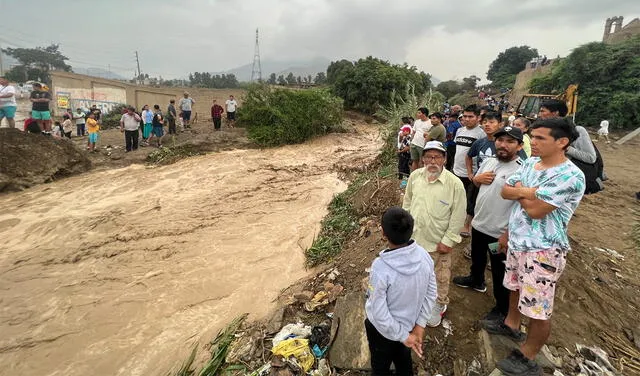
[409, 107, 432, 171]
[486, 117, 585, 375]
[453, 126, 524, 325]
[30, 83, 52, 133]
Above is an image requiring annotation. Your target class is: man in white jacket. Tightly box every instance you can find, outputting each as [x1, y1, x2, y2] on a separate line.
[365, 207, 437, 375]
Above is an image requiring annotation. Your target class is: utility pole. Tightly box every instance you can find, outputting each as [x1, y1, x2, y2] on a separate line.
[251, 28, 262, 82]
[135, 51, 142, 84]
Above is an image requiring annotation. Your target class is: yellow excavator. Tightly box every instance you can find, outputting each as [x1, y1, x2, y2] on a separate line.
[516, 84, 578, 120]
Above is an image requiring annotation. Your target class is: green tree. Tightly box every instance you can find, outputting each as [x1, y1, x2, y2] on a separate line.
[327, 56, 432, 114]
[286, 72, 296, 85]
[436, 80, 463, 99]
[297, 76, 302, 85]
[188, 72, 239, 88]
[326, 59, 354, 84]
[461, 75, 480, 92]
[487, 46, 538, 88]
[277, 74, 287, 85]
[2, 44, 71, 83]
[267, 73, 277, 84]
[529, 37, 640, 129]
[240, 84, 344, 146]
[314, 72, 327, 85]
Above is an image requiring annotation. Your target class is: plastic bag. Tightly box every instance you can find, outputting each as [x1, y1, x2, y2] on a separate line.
[272, 323, 312, 347]
[271, 338, 315, 372]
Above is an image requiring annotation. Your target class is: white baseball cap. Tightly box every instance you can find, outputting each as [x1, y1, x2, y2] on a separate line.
[423, 141, 446, 153]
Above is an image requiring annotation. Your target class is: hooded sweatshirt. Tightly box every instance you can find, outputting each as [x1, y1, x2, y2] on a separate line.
[365, 240, 437, 343]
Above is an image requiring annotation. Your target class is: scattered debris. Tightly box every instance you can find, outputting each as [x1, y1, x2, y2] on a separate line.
[272, 338, 315, 372]
[303, 284, 344, 312]
[326, 268, 340, 281]
[442, 319, 454, 338]
[273, 323, 312, 347]
[570, 344, 618, 376]
[293, 291, 314, 303]
[467, 358, 482, 376]
[593, 247, 625, 260]
[310, 358, 331, 376]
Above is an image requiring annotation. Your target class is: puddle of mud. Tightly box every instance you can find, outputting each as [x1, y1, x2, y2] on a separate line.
[0, 127, 380, 376]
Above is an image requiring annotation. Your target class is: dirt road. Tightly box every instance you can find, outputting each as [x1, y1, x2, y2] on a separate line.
[0, 126, 380, 376]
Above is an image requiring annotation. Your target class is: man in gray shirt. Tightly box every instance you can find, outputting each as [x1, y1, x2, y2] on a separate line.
[453, 126, 524, 323]
[538, 99, 603, 193]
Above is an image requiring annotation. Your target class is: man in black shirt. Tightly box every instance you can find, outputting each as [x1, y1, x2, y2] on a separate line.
[30, 83, 52, 132]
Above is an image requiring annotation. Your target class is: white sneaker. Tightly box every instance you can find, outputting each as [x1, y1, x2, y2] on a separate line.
[426, 303, 447, 327]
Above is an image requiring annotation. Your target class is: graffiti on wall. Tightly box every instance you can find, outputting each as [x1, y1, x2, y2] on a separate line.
[55, 86, 127, 114]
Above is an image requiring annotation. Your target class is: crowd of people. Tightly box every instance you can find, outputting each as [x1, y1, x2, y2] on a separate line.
[371, 100, 602, 375]
[114, 92, 239, 152]
[0, 76, 242, 153]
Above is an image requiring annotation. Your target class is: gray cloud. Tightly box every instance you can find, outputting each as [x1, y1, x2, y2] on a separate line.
[1, 0, 638, 80]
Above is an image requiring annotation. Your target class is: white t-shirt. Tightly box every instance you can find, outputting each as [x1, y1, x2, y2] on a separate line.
[471, 158, 522, 238]
[225, 99, 238, 112]
[508, 115, 516, 125]
[180, 97, 195, 111]
[0, 84, 17, 107]
[452, 125, 486, 178]
[62, 119, 74, 133]
[410, 119, 432, 148]
[598, 120, 609, 135]
[121, 113, 141, 131]
[74, 112, 86, 125]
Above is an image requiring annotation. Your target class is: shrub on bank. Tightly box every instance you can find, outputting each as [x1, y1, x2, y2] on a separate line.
[239, 84, 344, 146]
[100, 104, 129, 129]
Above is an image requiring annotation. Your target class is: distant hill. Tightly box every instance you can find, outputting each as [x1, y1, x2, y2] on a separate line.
[214, 57, 331, 82]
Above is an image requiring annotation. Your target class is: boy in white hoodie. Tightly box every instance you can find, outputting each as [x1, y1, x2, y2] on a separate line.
[365, 207, 438, 375]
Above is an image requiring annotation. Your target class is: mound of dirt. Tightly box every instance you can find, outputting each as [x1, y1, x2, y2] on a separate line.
[351, 177, 402, 217]
[0, 129, 91, 192]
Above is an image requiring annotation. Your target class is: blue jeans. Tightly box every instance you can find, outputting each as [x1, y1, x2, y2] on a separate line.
[76, 124, 85, 136]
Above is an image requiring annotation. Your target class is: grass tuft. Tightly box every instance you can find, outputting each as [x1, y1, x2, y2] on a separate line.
[305, 174, 371, 266]
[146, 144, 203, 165]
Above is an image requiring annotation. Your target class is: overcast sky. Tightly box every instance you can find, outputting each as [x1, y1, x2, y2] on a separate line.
[0, 0, 637, 81]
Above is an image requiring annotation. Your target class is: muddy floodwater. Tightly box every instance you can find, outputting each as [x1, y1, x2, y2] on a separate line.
[0, 126, 380, 376]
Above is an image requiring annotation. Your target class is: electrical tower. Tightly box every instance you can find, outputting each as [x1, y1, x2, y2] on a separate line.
[135, 51, 142, 84]
[251, 28, 262, 82]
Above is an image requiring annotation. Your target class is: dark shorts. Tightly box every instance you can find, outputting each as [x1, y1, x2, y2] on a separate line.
[467, 184, 480, 216]
[455, 175, 476, 216]
[182, 110, 192, 121]
[227, 111, 236, 121]
[152, 126, 164, 137]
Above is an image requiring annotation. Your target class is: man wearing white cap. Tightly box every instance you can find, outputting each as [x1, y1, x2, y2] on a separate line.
[402, 141, 467, 327]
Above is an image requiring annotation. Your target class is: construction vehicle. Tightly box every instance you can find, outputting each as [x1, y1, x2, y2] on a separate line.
[516, 84, 578, 121]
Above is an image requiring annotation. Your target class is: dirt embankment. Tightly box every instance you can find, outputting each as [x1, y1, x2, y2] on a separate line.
[0, 129, 92, 192]
[320, 139, 640, 374]
[0, 122, 382, 376]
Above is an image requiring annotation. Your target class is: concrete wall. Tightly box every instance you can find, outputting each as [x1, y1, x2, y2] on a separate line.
[49, 71, 245, 116]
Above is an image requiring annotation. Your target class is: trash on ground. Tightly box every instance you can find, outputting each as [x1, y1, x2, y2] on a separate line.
[271, 338, 315, 372]
[273, 323, 312, 347]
